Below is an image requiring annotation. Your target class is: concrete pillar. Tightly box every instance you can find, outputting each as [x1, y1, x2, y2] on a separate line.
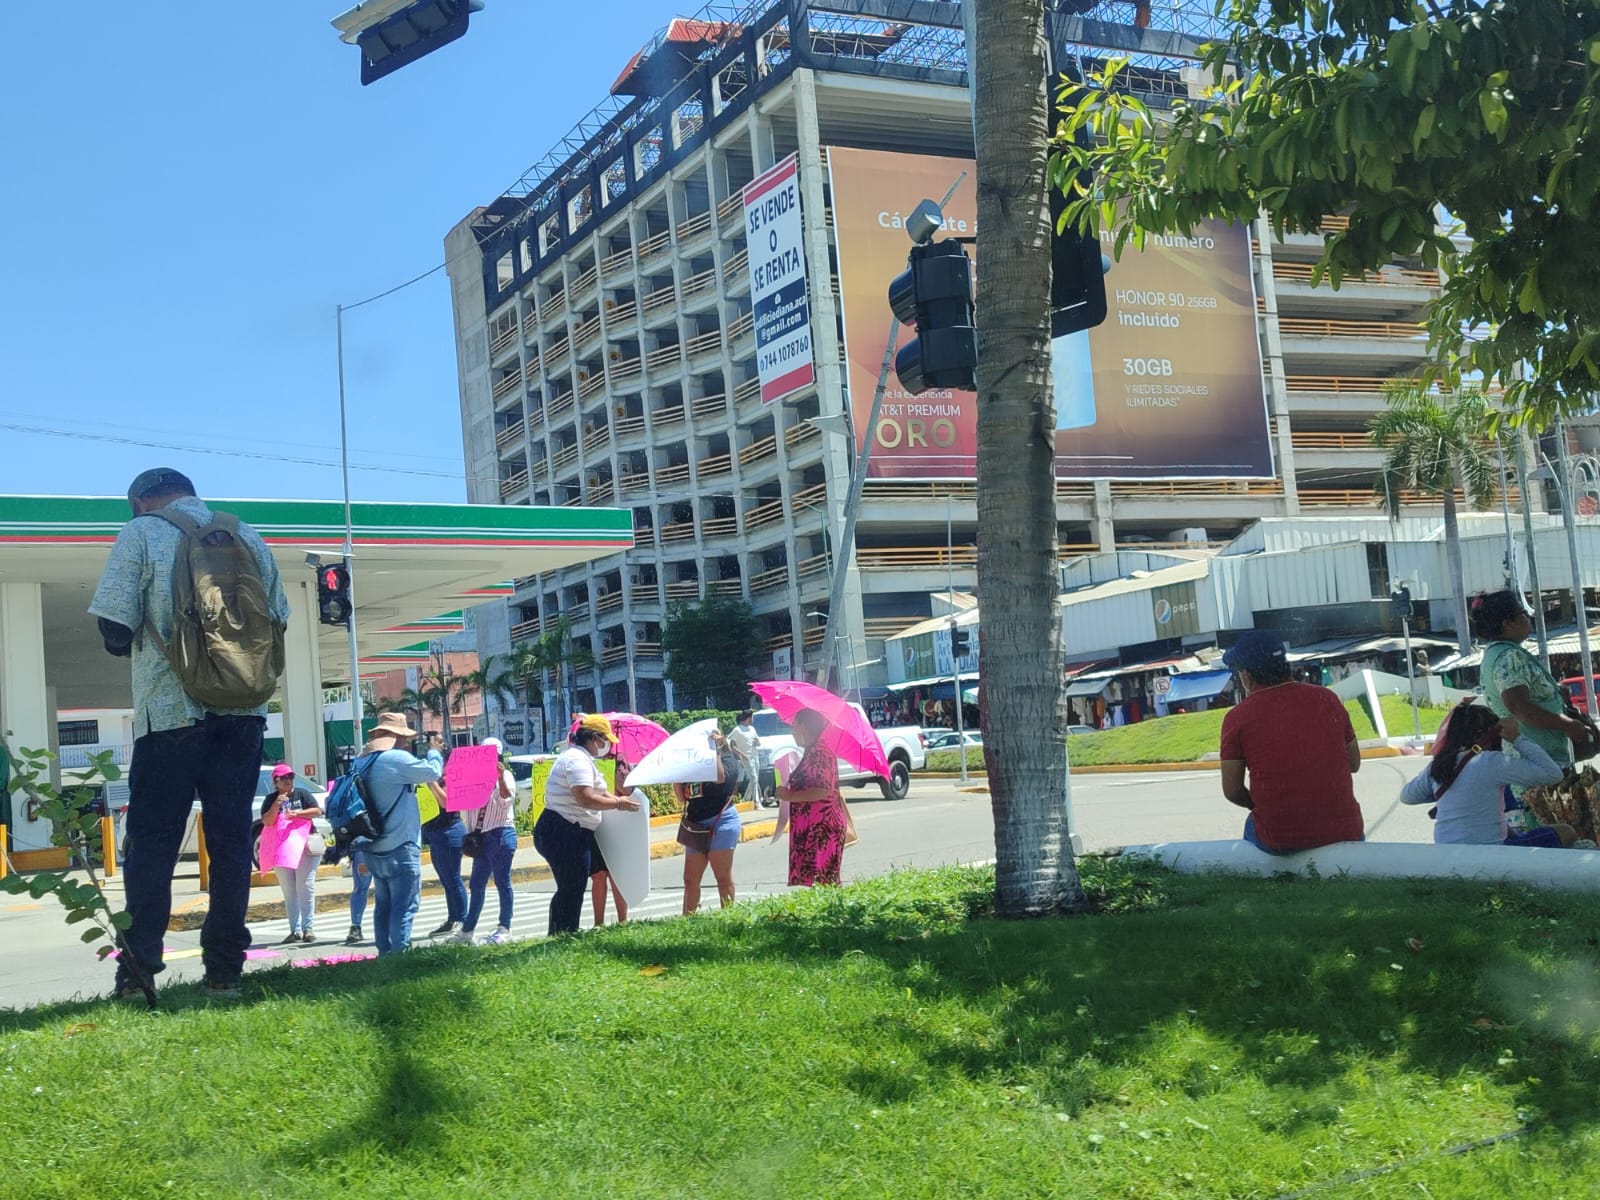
[1253, 213, 1299, 515]
[1091, 481, 1116, 553]
[279, 578, 327, 783]
[0, 583, 54, 850]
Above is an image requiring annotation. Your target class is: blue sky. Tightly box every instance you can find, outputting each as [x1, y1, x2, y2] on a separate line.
[1, 2, 677, 504]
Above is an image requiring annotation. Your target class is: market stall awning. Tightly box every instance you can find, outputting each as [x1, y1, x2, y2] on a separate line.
[1284, 637, 1361, 663]
[887, 672, 979, 693]
[1065, 677, 1110, 698]
[1075, 654, 1198, 682]
[1163, 669, 1233, 705]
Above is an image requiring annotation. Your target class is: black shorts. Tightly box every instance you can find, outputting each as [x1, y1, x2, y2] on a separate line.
[588, 837, 609, 878]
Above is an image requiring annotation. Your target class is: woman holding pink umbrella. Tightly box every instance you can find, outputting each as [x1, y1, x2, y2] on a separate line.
[776, 708, 849, 886]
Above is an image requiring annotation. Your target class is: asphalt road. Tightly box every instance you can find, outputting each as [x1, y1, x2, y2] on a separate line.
[0, 759, 1433, 1011]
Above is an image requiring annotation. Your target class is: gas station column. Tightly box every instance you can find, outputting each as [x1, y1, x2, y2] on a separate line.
[0, 582, 53, 850]
[279, 578, 326, 782]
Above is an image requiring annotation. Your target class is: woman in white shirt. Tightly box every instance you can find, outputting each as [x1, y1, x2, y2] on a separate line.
[533, 714, 640, 934]
[1401, 705, 1573, 847]
[453, 738, 520, 945]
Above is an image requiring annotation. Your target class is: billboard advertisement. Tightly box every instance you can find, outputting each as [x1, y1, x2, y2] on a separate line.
[825, 146, 1273, 480]
[742, 153, 815, 405]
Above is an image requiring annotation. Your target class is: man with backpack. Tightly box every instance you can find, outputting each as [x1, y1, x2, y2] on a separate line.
[89, 468, 288, 1001]
[343, 712, 440, 955]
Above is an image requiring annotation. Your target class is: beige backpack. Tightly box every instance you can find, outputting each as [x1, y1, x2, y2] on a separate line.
[142, 508, 285, 709]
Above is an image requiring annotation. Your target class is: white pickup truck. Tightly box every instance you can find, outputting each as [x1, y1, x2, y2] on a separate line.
[750, 704, 926, 800]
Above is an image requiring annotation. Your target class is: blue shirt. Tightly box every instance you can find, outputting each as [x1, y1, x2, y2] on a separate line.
[360, 748, 441, 855]
[87, 496, 288, 737]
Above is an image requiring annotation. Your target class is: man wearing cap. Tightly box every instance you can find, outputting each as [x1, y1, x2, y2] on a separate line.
[353, 712, 442, 955]
[533, 713, 641, 934]
[89, 468, 287, 1000]
[1219, 630, 1364, 853]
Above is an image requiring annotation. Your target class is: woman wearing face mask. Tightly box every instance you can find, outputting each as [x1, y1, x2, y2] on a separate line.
[259, 764, 325, 944]
[775, 708, 848, 887]
[533, 714, 641, 934]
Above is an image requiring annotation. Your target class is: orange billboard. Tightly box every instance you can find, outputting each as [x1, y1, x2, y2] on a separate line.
[824, 146, 1273, 480]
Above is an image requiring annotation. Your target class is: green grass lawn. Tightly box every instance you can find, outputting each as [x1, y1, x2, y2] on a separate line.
[927, 695, 1454, 770]
[5, 862, 1600, 1198]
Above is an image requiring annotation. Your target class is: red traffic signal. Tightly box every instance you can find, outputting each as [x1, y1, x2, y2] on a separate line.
[317, 562, 353, 627]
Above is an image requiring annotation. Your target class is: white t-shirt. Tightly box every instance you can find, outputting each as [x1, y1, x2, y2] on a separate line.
[543, 747, 607, 830]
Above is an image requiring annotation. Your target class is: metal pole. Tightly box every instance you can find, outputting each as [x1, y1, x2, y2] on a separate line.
[1514, 434, 1552, 668]
[1401, 614, 1422, 740]
[1496, 434, 1517, 589]
[818, 317, 897, 692]
[947, 496, 969, 784]
[1553, 423, 1598, 720]
[335, 304, 364, 754]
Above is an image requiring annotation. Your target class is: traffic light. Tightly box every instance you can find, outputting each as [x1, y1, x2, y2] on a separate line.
[1392, 585, 1414, 621]
[951, 628, 971, 659]
[318, 562, 353, 627]
[332, 0, 484, 86]
[1051, 86, 1108, 336]
[888, 239, 978, 394]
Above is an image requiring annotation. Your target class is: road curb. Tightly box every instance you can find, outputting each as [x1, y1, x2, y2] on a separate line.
[171, 816, 782, 932]
[921, 746, 1403, 780]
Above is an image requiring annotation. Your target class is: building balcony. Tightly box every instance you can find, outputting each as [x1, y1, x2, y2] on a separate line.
[733, 377, 761, 406]
[716, 191, 744, 231]
[784, 421, 821, 451]
[610, 355, 644, 386]
[700, 514, 738, 539]
[617, 470, 651, 496]
[509, 617, 541, 642]
[605, 297, 640, 327]
[856, 546, 976, 570]
[660, 519, 696, 544]
[572, 314, 604, 351]
[634, 641, 663, 662]
[656, 460, 692, 487]
[569, 263, 600, 306]
[550, 442, 580, 473]
[724, 248, 749, 293]
[581, 423, 609, 457]
[588, 480, 615, 505]
[651, 401, 687, 430]
[637, 227, 673, 262]
[641, 281, 677, 323]
[629, 584, 661, 608]
[577, 371, 606, 402]
[1270, 261, 1439, 318]
[706, 577, 744, 598]
[539, 288, 567, 326]
[490, 324, 520, 361]
[1277, 317, 1431, 371]
[491, 368, 523, 402]
[681, 265, 718, 308]
[749, 563, 788, 592]
[665, 579, 701, 601]
[600, 246, 634, 280]
[690, 393, 727, 423]
[738, 433, 779, 467]
[595, 590, 624, 616]
[546, 391, 576, 425]
[498, 470, 530, 497]
[696, 451, 733, 480]
[794, 553, 829, 581]
[727, 311, 754, 345]
[676, 209, 714, 250]
[744, 496, 787, 531]
[545, 335, 573, 370]
[495, 418, 525, 449]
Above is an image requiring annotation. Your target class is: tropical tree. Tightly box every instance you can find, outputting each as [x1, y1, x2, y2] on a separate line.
[508, 616, 594, 743]
[375, 686, 429, 738]
[1053, 0, 1600, 427]
[973, 0, 1088, 917]
[460, 654, 518, 740]
[1369, 386, 1498, 654]
[661, 595, 763, 709]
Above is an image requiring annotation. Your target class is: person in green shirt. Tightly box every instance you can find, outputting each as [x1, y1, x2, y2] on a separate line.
[1472, 590, 1589, 769]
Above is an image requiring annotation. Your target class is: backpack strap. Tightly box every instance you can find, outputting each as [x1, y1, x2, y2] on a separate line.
[356, 751, 413, 832]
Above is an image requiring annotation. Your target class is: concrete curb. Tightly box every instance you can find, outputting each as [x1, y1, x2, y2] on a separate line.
[173, 816, 782, 932]
[921, 746, 1403, 780]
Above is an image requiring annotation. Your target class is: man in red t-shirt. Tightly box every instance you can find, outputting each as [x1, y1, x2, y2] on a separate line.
[1219, 630, 1365, 852]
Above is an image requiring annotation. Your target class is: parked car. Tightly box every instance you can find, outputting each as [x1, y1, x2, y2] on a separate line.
[1562, 677, 1600, 714]
[508, 753, 555, 810]
[752, 704, 926, 800]
[925, 730, 983, 752]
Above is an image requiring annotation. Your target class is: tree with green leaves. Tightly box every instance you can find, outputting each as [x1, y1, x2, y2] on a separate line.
[973, 0, 1090, 917]
[509, 615, 595, 744]
[1054, 0, 1600, 426]
[661, 595, 763, 709]
[460, 654, 518, 739]
[375, 686, 429, 738]
[1369, 387, 1498, 653]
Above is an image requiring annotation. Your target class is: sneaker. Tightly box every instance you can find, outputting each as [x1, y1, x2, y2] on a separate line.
[344, 925, 363, 946]
[202, 977, 241, 1000]
[449, 929, 475, 945]
[300, 932, 317, 945]
[485, 926, 512, 945]
[279, 932, 301, 945]
[428, 920, 461, 938]
[113, 980, 153, 1005]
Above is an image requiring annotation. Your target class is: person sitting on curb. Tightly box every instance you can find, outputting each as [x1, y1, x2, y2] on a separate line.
[1401, 704, 1576, 847]
[1218, 630, 1364, 854]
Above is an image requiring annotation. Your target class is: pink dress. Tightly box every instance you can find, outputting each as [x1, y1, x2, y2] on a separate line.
[787, 745, 847, 887]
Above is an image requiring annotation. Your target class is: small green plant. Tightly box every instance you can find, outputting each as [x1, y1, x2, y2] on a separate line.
[0, 732, 153, 1007]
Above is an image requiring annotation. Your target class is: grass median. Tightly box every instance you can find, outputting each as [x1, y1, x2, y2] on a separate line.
[4, 860, 1598, 1198]
[929, 696, 1452, 771]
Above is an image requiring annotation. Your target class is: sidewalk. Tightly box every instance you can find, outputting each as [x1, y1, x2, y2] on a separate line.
[86, 804, 780, 931]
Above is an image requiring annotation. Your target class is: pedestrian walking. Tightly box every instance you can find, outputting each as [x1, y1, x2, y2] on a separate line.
[776, 708, 849, 887]
[259, 764, 324, 944]
[674, 730, 748, 911]
[727, 709, 768, 808]
[417, 731, 467, 937]
[89, 468, 288, 1001]
[354, 712, 440, 956]
[454, 739, 518, 945]
[533, 714, 640, 934]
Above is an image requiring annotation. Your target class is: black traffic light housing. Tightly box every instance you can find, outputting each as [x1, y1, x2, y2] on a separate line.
[951, 628, 971, 659]
[351, 0, 483, 85]
[318, 562, 354, 627]
[1392, 585, 1414, 621]
[888, 239, 978, 394]
[1051, 85, 1109, 336]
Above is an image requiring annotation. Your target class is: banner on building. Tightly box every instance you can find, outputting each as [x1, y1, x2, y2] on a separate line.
[1151, 582, 1203, 639]
[825, 146, 1273, 480]
[743, 153, 815, 405]
[772, 645, 794, 681]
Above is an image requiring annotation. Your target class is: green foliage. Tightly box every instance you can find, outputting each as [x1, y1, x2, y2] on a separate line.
[9, 864, 1600, 1194]
[644, 708, 741, 735]
[1054, 0, 1600, 426]
[660, 596, 764, 709]
[0, 734, 151, 1005]
[1368, 385, 1499, 516]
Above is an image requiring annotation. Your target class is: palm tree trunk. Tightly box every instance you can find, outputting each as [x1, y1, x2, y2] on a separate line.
[1444, 465, 1470, 654]
[974, 0, 1088, 916]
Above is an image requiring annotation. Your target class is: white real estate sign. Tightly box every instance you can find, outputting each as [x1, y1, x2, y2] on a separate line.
[742, 152, 814, 405]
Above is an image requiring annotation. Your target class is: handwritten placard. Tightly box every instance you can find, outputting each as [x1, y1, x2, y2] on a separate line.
[444, 744, 498, 812]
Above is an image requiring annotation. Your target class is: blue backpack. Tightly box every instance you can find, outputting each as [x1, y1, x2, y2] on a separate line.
[326, 753, 397, 848]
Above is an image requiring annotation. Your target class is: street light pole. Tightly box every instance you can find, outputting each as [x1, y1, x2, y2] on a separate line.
[1514, 433, 1552, 668]
[946, 496, 969, 784]
[1550, 423, 1599, 720]
[335, 305, 364, 754]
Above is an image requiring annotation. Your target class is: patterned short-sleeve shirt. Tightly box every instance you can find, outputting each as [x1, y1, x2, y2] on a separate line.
[1484, 640, 1571, 767]
[87, 496, 289, 737]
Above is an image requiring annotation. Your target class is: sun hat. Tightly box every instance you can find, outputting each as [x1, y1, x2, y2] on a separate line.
[369, 712, 418, 742]
[1221, 629, 1288, 677]
[482, 737, 503, 751]
[271, 764, 295, 779]
[574, 713, 619, 744]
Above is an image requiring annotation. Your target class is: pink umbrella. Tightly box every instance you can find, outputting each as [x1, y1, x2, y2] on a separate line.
[748, 680, 891, 779]
[569, 712, 670, 765]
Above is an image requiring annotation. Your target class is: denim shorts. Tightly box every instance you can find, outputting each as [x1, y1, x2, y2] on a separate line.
[1505, 825, 1564, 849]
[678, 803, 743, 854]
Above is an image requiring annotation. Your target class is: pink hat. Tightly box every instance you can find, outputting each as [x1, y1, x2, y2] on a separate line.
[271, 764, 294, 778]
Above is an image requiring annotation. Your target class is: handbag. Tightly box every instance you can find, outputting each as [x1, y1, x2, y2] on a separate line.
[1563, 700, 1600, 761]
[462, 802, 490, 858]
[303, 829, 328, 862]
